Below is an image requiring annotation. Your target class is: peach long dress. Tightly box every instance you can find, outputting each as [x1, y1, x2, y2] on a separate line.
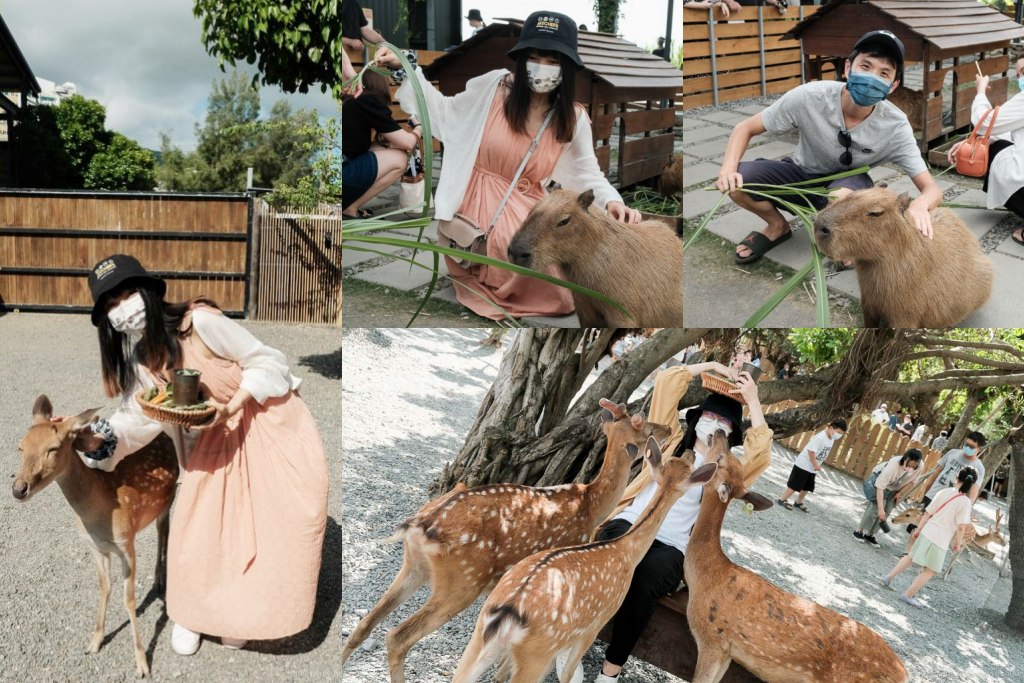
[446, 92, 574, 319]
[165, 307, 329, 640]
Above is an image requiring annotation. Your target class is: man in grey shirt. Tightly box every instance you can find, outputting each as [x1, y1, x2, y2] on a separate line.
[715, 30, 943, 264]
[905, 430, 987, 539]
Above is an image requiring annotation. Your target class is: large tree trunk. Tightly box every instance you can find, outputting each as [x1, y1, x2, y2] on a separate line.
[948, 388, 985, 449]
[1005, 429, 1024, 633]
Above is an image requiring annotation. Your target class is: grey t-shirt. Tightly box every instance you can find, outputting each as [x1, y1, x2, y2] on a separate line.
[760, 81, 927, 178]
[924, 448, 986, 500]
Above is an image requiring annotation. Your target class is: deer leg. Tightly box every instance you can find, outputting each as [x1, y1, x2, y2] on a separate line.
[942, 550, 960, 580]
[507, 652, 554, 683]
[86, 548, 112, 654]
[692, 646, 732, 683]
[557, 636, 592, 683]
[386, 571, 484, 683]
[451, 626, 502, 683]
[341, 541, 430, 664]
[493, 655, 512, 683]
[154, 509, 170, 596]
[117, 541, 150, 678]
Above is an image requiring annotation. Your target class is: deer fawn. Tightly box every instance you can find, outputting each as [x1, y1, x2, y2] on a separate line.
[12, 396, 179, 678]
[451, 436, 718, 683]
[341, 398, 670, 683]
[685, 430, 908, 683]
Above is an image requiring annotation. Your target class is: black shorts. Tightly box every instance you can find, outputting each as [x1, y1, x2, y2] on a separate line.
[341, 151, 379, 209]
[787, 466, 817, 493]
[736, 157, 873, 213]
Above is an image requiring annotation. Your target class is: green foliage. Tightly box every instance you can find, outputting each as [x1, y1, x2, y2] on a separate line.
[157, 71, 317, 192]
[84, 134, 157, 190]
[192, 0, 343, 96]
[787, 328, 856, 367]
[54, 95, 110, 179]
[267, 115, 341, 209]
[593, 0, 625, 33]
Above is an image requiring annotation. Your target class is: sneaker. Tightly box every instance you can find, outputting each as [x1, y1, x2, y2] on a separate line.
[555, 652, 583, 683]
[776, 499, 793, 510]
[595, 675, 620, 683]
[900, 594, 925, 608]
[864, 535, 880, 547]
[221, 637, 248, 650]
[171, 623, 201, 656]
[879, 574, 893, 590]
[853, 530, 865, 542]
[793, 503, 809, 513]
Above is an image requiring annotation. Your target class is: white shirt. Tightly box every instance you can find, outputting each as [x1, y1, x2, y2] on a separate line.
[614, 448, 705, 553]
[82, 310, 300, 472]
[921, 487, 972, 550]
[396, 67, 623, 221]
[912, 425, 926, 442]
[973, 91, 1024, 208]
[794, 429, 835, 473]
[871, 409, 889, 425]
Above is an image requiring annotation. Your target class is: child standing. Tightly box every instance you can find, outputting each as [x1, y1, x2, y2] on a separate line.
[777, 419, 847, 512]
[881, 467, 977, 607]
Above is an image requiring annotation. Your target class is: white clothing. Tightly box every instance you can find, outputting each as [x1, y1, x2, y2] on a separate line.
[920, 487, 972, 550]
[81, 310, 300, 472]
[794, 430, 834, 473]
[615, 449, 705, 553]
[395, 67, 623, 221]
[870, 408, 889, 425]
[912, 425, 926, 442]
[973, 91, 1024, 208]
[924, 449, 985, 501]
[873, 455, 921, 492]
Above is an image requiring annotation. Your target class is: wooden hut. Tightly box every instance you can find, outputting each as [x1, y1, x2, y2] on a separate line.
[784, 0, 1024, 158]
[423, 19, 682, 187]
[0, 13, 41, 186]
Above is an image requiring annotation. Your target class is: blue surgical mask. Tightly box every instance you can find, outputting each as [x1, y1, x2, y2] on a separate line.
[846, 71, 893, 107]
[1018, 76, 1024, 92]
[963, 445, 976, 456]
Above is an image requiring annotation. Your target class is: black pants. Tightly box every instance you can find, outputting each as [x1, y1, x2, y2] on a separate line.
[985, 141, 1024, 220]
[597, 518, 685, 667]
[905, 495, 932, 535]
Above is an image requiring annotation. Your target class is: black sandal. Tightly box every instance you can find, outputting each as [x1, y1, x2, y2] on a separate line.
[735, 230, 793, 265]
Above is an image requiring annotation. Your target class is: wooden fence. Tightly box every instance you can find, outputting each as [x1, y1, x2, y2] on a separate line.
[778, 414, 942, 503]
[252, 201, 341, 325]
[681, 5, 823, 109]
[0, 190, 250, 315]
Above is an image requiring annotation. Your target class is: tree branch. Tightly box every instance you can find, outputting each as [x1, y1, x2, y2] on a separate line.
[908, 334, 1024, 360]
[880, 373, 1024, 397]
[877, 349, 1024, 377]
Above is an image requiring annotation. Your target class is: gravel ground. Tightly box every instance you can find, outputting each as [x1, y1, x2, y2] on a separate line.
[341, 328, 1021, 683]
[0, 312, 342, 682]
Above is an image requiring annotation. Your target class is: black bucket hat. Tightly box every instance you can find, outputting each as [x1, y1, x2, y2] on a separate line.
[466, 9, 483, 22]
[852, 29, 904, 83]
[689, 392, 744, 434]
[507, 11, 583, 68]
[88, 254, 166, 326]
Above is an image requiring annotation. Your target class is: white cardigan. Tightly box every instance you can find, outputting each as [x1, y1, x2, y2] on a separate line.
[973, 91, 1024, 208]
[396, 67, 623, 221]
[82, 310, 301, 472]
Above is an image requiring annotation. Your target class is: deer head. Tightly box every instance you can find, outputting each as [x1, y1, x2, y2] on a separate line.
[599, 397, 670, 462]
[891, 508, 923, 526]
[644, 436, 719, 494]
[705, 430, 773, 511]
[13, 395, 100, 501]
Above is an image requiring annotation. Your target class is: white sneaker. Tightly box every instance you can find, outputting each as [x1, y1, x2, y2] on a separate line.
[171, 623, 201, 656]
[221, 637, 248, 650]
[555, 651, 584, 683]
[594, 674, 619, 683]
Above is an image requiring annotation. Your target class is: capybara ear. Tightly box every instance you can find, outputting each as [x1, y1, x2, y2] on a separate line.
[897, 192, 912, 214]
[577, 189, 596, 211]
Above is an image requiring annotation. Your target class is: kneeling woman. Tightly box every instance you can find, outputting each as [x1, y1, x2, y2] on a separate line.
[77, 254, 329, 654]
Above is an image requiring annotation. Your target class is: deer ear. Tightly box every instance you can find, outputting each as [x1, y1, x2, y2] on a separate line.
[740, 491, 774, 511]
[625, 443, 639, 459]
[64, 407, 101, 435]
[578, 189, 596, 210]
[601, 408, 615, 423]
[32, 395, 53, 425]
[644, 435, 663, 470]
[716, 481, 732, 503]
[678, 448, 696, 467]
[897, 192, 912, 214]
[690, 462, 718, 484]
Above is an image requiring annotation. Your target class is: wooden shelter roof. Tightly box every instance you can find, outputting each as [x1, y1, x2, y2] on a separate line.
[0, 13, 39, 96]
[423, 19, 682, 91]
[784, 0, 1024, 53]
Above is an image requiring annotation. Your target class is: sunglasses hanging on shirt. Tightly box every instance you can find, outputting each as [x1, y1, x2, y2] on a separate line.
[838, 129, 853, 166]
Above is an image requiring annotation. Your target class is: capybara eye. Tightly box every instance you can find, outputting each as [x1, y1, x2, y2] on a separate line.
[557, 216, 570, 227]
[867, 209, 885, 217]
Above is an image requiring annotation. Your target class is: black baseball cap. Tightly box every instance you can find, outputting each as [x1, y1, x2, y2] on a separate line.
[88, 254, 166, 326]
[508, 11, 583, 68]
[852, 30, 904, 82]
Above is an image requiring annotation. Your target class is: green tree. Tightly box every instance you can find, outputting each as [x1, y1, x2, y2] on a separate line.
[54, 95, 110, 183]
[193, 70, 261, 190]
[84, 133, 157, 190]
[251, 100, 319, 189]
[192, 0, 343, 96]
[156, 133, 207, 192]
[9, 105, 77, 187]
[593, 0, 626, 34]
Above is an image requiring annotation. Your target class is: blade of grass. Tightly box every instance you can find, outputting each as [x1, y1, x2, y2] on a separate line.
[743, 260, 816, 327]
[684, 191, 729, 250]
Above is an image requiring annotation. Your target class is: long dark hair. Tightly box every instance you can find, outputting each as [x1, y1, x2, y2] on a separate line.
[342, 68, 391, 105]
[504, 49, 577, 144]
[98, 283, 218, 397]
[676, 405, 744, 456]
[957, 467, 978, 495]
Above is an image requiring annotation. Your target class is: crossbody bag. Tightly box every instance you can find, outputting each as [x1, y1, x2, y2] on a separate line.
[436, 106, 556, 268]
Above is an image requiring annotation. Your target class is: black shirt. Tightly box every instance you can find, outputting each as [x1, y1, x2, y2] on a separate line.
[342, 95, 401, 158]
[342, 0, 368, 40]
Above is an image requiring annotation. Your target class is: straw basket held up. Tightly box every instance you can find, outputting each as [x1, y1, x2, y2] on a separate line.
[701, 372, 748, 405]
[136, 393, 216, 427]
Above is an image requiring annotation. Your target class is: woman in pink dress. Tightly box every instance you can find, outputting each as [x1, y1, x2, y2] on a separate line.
[376, 11, 642, 320]
[76, 254, 329, 655]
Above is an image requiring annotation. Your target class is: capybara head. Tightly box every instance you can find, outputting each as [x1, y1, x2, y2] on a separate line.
[657, 155, 683, 198]
[508, 189, 604, 270]
[813, 188, 917, 263]
[13, 396, 99, 501]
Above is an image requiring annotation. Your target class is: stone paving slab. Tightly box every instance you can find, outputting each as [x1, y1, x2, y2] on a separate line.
[882, 176, 956, 195]
[683, 187, 729, 220]
[350, 248, 439, 290]
[995, 232, 1024, 258]
[962, 251, 1024, 327]
[686, 138, 731, 160]
[684, 162, 723, 187]
[952, 189, 991, 208]
[683, 124, 734, 144]
[342, 242, 403, 269]
[701, 110, 749, 125]
[390, 220, 439, 240]
[732, 104, 766, 116]
[741, 140, 796, 162]
[869, 166, 902, 184]
[950, 208, 1004, 240]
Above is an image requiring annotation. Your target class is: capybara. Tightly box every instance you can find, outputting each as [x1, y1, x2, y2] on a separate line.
[507, 189, 683, 326]
[813, 188, 993, 327]
[657, 154, 683, 198]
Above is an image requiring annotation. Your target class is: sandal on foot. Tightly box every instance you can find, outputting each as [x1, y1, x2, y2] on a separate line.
[1012, 228, 1024, 247]
[793, 503, 809, 513]
[735, 230, 792, 264]
[776, 498, 793, 510]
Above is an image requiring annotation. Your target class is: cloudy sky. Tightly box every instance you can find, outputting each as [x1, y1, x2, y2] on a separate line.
[2, 1, 338, 152]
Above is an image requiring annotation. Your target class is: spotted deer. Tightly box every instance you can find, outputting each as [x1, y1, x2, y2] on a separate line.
[341, 399, 671, 683]
[685, 430, 908, 683]
[12, 396, 178, 678]
[451, 436, 718, 683]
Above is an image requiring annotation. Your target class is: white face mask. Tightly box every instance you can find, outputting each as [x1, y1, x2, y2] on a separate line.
[525, 61, 562, 93]
[107, 292, 147, 333]
[695, 415, 732, 447]
[831, 432, 843, 442]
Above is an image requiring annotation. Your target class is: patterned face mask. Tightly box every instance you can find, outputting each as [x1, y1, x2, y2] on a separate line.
[525, 62, 563, 93]
[107, 292, 147, 333]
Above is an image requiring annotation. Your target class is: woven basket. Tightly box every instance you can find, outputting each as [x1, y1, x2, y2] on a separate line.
[136, 393, 216, 427]
[700, 372, 748, 405]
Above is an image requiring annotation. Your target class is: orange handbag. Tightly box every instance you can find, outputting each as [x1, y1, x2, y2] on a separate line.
[956, 106, 1000, 178]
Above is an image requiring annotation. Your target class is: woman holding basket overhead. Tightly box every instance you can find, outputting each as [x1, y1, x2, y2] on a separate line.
[374, 11, 641, 320]
[72, 254, 329, 655]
